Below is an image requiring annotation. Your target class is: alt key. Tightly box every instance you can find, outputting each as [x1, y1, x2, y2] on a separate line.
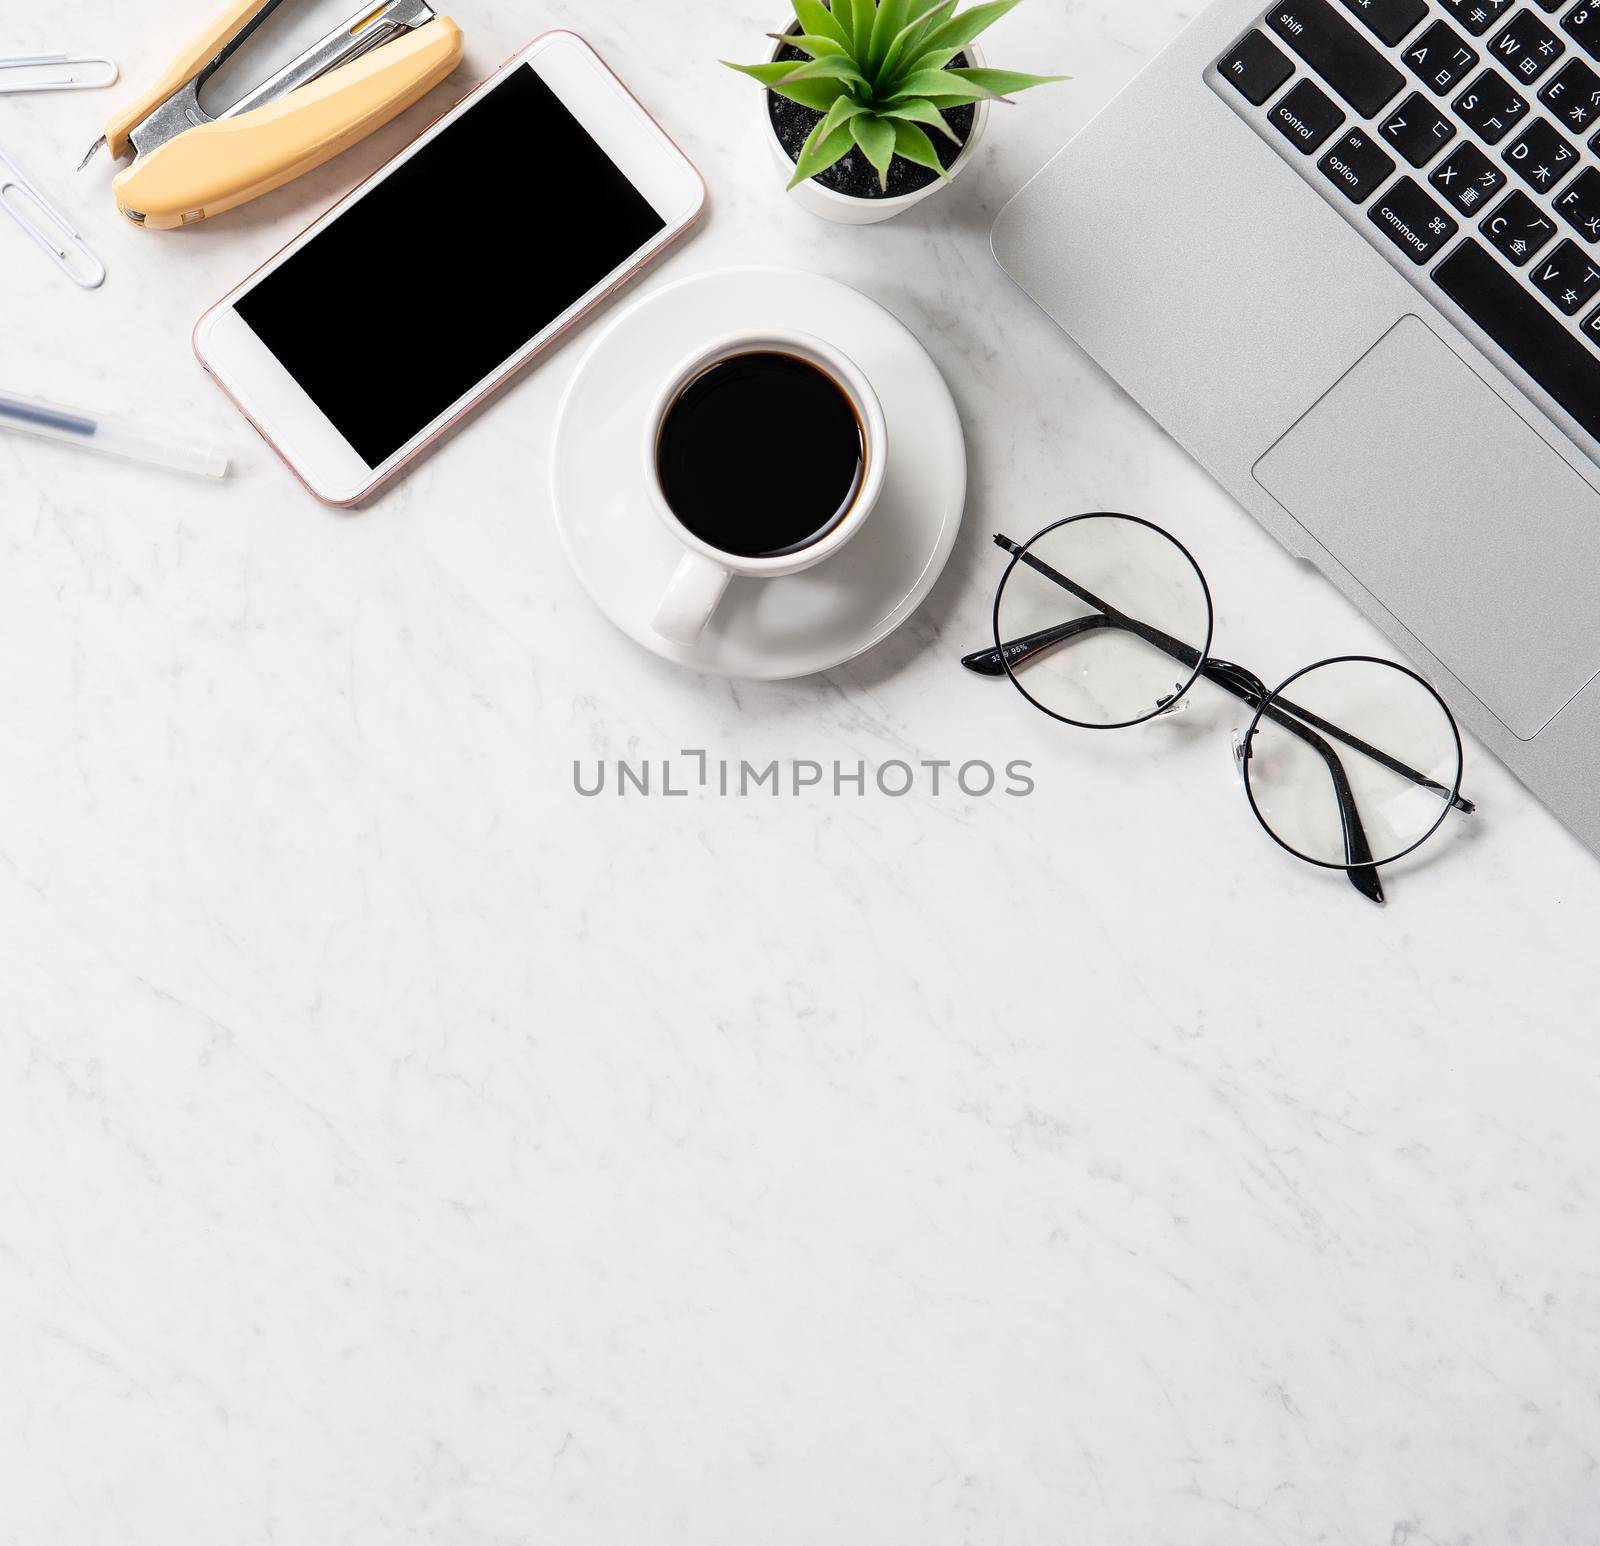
[1319, 128, 1398, 201]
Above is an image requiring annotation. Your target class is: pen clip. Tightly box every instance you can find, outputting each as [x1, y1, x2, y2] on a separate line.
[0, 53, 119, 93]
[0, 150, 106, 289]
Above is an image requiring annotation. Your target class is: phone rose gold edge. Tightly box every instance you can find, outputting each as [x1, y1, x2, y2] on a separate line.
[191, 28, 709, 509]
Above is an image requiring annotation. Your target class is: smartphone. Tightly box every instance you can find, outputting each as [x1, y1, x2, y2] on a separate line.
[194, 31, 706, 506]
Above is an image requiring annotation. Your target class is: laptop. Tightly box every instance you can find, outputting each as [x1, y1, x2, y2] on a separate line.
[993, 0, 1600, 856]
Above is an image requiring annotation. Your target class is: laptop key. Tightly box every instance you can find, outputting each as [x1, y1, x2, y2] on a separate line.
[1319, 127, 1398, 198]
[1480, 187, 1560, 261]
[1539, 57, 1600, 138]
[1430, 141, 1508, 212]
[1530, 237, 1600, 311]
[1489, 10, 1565, 83]
[1369, 176, 1460, 261]
[1434, 239, 1600, 441]
[1555, 166, 1600, 240]
[1582, 303, 1600, 348]
[1453, 68, 1530, 141]
[1339, 0, 1427, 45]
[1440, 0, 1514, 36]
[1405, 21, 1481, 93]
[1220, 30, 1296, 105]
[1381, 91, 1458, 164]
[1266, 0, 1406, 115]
[1566, 5, 1600, 61]
[1503, 117, 1579, 188]
[1270, 78, 1347, 150]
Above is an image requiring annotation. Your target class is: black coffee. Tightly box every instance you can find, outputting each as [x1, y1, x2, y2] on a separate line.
[656, 351, 866, 559]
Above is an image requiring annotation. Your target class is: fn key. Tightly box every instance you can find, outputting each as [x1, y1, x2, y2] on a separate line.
[1219, 30, 1294, 105]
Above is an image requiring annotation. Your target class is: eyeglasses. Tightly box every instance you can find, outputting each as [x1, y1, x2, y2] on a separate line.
[961, 513, 1474, 905]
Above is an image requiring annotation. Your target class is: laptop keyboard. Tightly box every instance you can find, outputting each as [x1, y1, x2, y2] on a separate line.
[1212, 0, 1600, 445]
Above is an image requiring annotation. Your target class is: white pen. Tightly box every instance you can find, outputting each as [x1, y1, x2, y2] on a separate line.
[0, 388, 230, 479]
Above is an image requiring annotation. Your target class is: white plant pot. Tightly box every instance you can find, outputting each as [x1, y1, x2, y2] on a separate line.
[764, 37, 990, 225]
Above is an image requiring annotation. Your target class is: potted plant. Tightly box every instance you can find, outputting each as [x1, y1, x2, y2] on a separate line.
[727, 0, 1061, 224]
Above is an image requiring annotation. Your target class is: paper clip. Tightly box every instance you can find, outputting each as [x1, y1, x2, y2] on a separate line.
[0, 54, 119, 94]
[0, 150, 106, 289]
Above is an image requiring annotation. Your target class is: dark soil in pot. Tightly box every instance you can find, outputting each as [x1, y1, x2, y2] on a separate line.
[768, 37, 977, 200]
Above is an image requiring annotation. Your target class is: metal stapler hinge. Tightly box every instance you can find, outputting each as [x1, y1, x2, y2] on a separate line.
[79, 0, 440, 172]
[131, 0, 437, 161]
[77, 0, 461, 229]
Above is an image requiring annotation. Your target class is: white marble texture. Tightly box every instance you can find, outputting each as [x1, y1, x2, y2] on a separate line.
[2, 1, 1599, 1542]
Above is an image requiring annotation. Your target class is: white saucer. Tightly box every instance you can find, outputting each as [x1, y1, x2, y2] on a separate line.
[550, 266, 966, 679]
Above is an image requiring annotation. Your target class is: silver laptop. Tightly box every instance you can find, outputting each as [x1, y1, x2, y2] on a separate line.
[994, 0, 1600, 855]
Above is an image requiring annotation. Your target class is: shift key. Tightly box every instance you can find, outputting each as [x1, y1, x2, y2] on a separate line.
[1268, 0, 1407, 117]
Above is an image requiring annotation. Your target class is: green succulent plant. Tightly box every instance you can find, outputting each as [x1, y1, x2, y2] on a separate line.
[726, 0, 1061, 192]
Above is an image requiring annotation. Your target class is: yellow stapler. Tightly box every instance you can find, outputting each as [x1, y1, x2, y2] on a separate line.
[78, 0, 463, 230]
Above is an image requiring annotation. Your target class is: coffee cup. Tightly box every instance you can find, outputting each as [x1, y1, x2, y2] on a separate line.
[646, 329, 888, 644]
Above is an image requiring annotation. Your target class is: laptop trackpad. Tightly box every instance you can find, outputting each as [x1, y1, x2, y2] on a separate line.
[1253, 316, 1600, 741]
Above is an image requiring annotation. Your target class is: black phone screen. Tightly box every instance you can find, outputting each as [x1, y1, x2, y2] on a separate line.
[235, 62, 666, 467]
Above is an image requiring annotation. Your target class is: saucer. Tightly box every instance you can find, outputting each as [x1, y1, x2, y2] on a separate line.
[550, 265, 966, 679]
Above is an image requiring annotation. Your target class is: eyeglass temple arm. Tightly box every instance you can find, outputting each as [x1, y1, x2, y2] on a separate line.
[1206, 661, 1385, 903]
[964, 538, 1394, 904]
[1259, 689, 1474, 812]
[964, 535, 1474, 815]
[959, 613, 1114, 674]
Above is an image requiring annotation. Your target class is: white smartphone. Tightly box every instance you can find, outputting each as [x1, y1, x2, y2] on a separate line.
[194, 31, 706, 506]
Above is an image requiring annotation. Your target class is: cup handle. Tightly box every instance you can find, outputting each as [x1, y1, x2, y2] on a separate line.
[652, 549, 733, 644]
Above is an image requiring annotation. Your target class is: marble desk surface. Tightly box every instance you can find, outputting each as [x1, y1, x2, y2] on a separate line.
[3, 1, 1598, 1542]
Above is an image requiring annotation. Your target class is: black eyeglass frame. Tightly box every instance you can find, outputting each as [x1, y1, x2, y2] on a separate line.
[990, 511, 1217, 732]
[963, 512, 1474, 904]
[1237, 652, 1467, 875]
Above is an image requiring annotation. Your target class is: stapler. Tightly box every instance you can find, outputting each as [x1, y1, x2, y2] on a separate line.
[78, 0, 462, 230]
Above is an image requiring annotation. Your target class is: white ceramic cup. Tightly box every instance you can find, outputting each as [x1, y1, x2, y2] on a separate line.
[647, 330, 889, 644]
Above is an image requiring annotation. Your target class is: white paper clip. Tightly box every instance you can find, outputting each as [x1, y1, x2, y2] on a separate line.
[0, 150, 106, 289]
[0, 53, 119, 94]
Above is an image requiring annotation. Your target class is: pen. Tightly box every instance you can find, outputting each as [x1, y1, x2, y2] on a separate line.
[0, 388, 229, 479]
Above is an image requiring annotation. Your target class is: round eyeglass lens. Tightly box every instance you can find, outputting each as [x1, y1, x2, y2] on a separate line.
[1242, 656, 1462, 869]
[994, 513, 1213, 728]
